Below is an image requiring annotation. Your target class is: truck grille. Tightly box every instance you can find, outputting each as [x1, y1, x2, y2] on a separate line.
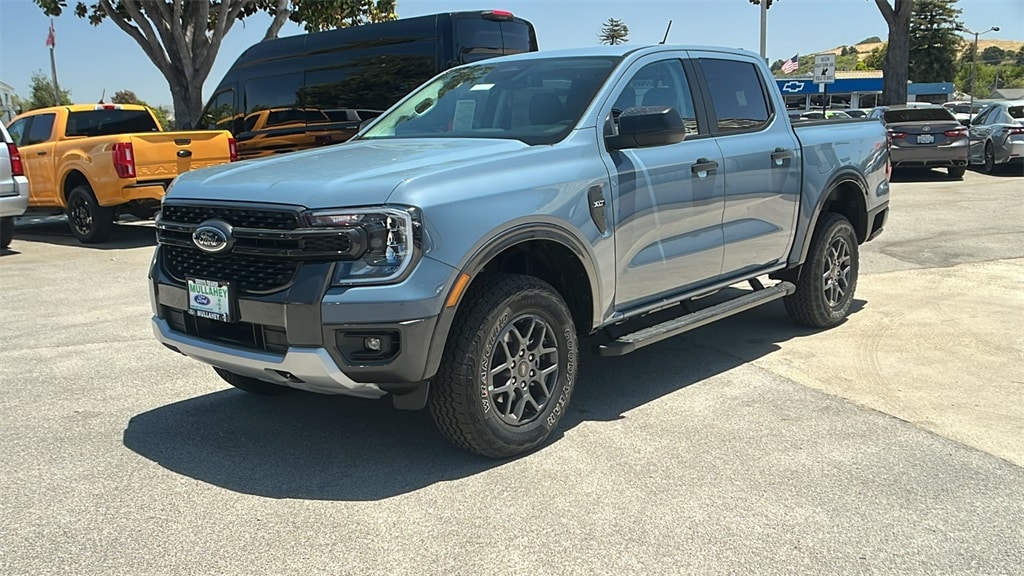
[162, 244, 298, 294]
[160, 204, 300, 230]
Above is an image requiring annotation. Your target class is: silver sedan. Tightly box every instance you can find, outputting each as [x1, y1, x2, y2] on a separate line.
[967, 100, 1024, 174]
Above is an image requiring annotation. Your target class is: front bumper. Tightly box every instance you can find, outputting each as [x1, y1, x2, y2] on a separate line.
[150, 246, 457, 396]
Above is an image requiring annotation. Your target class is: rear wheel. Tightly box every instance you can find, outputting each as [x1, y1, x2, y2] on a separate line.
[784, 213, 859, 328]
[66, 184, 114, 244]
[947, 166, 966, 179]
[429, 274, 578, 458]
[0, 216, 13, 249]
[981, 142, 996, 173]
[214, 367, 291, 395]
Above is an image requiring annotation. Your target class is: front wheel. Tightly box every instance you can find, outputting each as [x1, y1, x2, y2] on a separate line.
[784, 213, 859, 328]
[0, 216, 13, 249]
[66, 184, 114, 244]
[429, 274, 578, 458]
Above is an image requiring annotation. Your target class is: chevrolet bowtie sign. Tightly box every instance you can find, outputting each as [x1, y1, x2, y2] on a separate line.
[781, 81, 806, 92]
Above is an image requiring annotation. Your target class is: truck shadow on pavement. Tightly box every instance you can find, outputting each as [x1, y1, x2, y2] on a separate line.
[123, 297, 865, 501]
[8, 216, 157, 250]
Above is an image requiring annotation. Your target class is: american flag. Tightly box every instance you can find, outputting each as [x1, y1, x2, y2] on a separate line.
[781, 54, 799, 74]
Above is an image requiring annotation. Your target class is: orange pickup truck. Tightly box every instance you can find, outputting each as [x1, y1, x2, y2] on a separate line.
[6, 104, 236, 243]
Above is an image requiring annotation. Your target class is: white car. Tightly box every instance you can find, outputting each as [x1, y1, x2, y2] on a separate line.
[0, 122, 29, 249]
[943, 101, 988, 125]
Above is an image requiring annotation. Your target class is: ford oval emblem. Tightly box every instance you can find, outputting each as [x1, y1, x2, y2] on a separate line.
[192, 221, 231, 253]
[193, 294, 211, 305]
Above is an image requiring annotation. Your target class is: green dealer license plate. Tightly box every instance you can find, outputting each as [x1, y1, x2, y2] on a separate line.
[187, 277, 235, 322]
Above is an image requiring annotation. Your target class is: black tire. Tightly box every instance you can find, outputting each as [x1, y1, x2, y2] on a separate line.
[214, 367, 290, 395]
[948, 166, 966, 179]
[0, 216, 13, 249]
[66, 184, 114, 244]
[784, 213, 859, 328]
[982, 142, 996, 174]
[429, 273, 578, 459]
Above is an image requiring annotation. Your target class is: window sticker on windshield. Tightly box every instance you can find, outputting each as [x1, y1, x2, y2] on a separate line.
[454, 100, 477, 131]
[736, 91, 748, 107]
[470, 83, 495, 91]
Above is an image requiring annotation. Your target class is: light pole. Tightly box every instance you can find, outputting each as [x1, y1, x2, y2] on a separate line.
[959, 25, 1000, 117]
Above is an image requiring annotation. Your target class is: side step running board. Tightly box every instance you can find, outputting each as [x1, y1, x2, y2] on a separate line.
[597, 281, 796, 357]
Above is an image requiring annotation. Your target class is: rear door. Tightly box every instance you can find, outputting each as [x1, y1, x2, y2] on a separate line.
[691, 53, 801, 276]
[597, 52, 727, 307]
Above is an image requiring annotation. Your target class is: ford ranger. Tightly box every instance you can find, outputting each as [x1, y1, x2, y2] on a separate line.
[149, 45, 890, 458]
[6, 104, 236, 243]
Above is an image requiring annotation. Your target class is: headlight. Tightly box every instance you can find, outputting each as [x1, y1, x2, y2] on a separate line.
[304, 206, 421, 286]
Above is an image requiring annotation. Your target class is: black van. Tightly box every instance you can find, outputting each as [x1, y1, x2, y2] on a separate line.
[199, 10, 538, 159]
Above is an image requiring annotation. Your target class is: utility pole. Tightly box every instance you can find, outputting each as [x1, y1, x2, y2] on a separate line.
[959, 24, 1000, 117]
[759, 0, 767, 58]
[46, 19, 62, 105]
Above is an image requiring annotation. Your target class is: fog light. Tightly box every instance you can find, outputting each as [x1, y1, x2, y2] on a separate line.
[364, 336, 382, 352]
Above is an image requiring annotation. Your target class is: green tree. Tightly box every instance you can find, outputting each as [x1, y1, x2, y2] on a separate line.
[872, 0, 915, 104]
[110, 89, 170, 130]
[24, 70, 73, 110]
[598, 17, 629, 45]
[908, 0, 962, 83]
[864, 43, 888, 69]
[33, 1, 397, 129]
[858, 36, 883, 44]
[980, 46, 1005, 64]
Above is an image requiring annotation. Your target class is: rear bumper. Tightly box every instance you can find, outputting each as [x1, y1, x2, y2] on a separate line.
[891, 140, 968, 168]
[0, 175, 29, 218]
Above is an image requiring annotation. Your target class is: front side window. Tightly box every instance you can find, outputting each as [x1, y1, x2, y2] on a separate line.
[26, 113, 56, 144]
[200, 89, 236, 132]
[360, 56, 618, 146]
[610, 59, 700, 135]
[7, 118, 27, 146]
[699, 59, 771, 133]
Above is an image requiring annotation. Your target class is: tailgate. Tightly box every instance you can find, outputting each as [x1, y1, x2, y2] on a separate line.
[129, 131, 232, 182]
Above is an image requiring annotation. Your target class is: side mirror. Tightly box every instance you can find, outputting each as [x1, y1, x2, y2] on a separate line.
[606, 106, 685, 151]
[960, 119, 971, 127]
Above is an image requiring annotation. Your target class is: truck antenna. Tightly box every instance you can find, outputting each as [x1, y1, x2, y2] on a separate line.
[659, 20, 673, 44]
[98, 89, 106, 104]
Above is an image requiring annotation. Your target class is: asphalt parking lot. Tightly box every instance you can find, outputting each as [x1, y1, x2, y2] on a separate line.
[1, 167, 1022, 575]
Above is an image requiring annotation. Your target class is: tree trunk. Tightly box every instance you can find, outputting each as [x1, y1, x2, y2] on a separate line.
[874, 0, 914, 105]
[168, 76, 206, 130]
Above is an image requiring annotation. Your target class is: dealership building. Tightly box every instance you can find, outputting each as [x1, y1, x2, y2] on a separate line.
[775, 71, 955, 110]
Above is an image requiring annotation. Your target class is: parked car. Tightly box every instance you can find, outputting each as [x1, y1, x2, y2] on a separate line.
[869, 105, 968, 178]
[966, 100, 1024, 173]
[943, 101, 988, 125]
[844, 109, 868, 118]
[0, 122, 29, 249]
[149, 45, 890, 458]
[6, 104, 236, 243]
[798, 110, 852, 120]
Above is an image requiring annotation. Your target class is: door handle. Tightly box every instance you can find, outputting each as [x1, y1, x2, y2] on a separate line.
[771, 147, 793, 165]
[36, 151, 47, 156]
[691, 158, 719, 175]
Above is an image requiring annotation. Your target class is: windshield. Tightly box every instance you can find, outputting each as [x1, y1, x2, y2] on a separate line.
[359, 56, 619, 146]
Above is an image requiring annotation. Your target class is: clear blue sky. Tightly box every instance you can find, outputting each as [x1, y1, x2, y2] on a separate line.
[1, 0, 1020, 110]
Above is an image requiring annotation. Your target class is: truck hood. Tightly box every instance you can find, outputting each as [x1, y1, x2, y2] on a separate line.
[167, 138, 530, 207]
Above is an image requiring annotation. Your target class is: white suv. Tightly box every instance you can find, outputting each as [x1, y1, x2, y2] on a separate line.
[0, 122, 29, 249]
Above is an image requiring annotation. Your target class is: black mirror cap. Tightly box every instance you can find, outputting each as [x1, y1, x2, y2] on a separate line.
[960, 118, 971, 127]
[606, 106, 686, 151]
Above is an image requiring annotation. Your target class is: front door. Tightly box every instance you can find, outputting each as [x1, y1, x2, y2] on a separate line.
[598, 54, 726, 309]
[8, 113, 59, 207]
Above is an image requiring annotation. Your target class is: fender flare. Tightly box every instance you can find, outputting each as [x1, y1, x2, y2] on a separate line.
[794, 168, 869, 266]
[420, 220, 602, 381]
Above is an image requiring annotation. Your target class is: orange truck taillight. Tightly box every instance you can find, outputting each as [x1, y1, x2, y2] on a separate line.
[112, 142, 136, 178]
[228, 137, 238, 162]
[7, 143, 24, 176]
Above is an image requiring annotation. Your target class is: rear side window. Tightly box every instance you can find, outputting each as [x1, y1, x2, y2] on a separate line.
[882, 108, 954, 123]
[26, 113, 56, 144]
[1009, 106, 1024, 120]
[65, 110, 158, 137]
[698, 59, 771, 133]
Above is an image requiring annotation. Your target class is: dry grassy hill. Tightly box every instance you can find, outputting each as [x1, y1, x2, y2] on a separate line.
[823, 38, 1023, 60]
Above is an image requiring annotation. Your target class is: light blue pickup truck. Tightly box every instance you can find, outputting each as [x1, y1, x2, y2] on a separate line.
[149, 45, 890, 457]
